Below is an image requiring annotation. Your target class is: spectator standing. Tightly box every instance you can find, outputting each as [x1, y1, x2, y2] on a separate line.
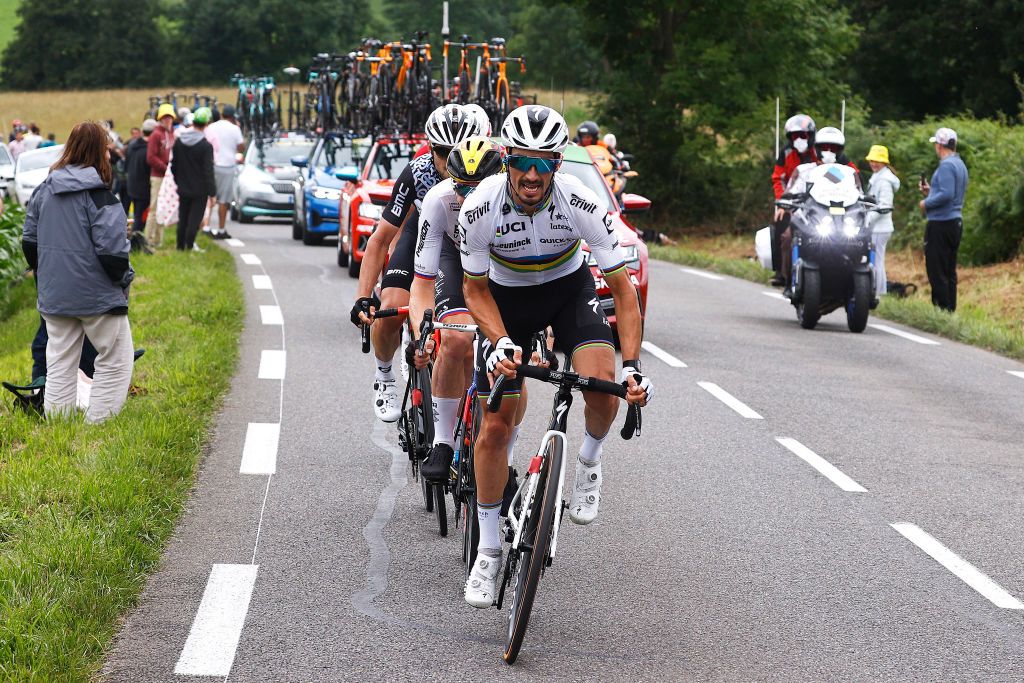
[919, 127, 969, 312]
[205, 104, 244, 239]
[8, 119, 21, 142]
[39, 133, 57, 148]
[865, 145, 900, 297]
[8, 127, 26, 161]
[21, 121, 135, 424]
[126, 119, 156, 234]
[171, 107, 216, 251]
[145, 104, 176, 247]
[23, 123, 42, 151]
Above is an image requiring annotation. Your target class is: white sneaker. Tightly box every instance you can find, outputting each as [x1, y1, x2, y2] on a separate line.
[373, 379, 401, 422]
[568, 459, 602, 525]
[464, 551, 502, 608]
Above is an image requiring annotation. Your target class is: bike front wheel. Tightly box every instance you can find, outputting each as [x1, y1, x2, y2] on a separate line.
[503, 438, 563, 664]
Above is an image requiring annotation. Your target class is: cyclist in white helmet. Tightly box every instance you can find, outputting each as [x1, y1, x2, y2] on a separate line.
[463, 103, 493, 137]
[351, 104, 481, 423]
[459, 105, 652, 607]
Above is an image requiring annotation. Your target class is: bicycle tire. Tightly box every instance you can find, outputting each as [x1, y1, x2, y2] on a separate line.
[458, 70, 470, 105]
[504, 437, 563, 664]
[422, 472, 434, 512]
[435, 482, 448, 536]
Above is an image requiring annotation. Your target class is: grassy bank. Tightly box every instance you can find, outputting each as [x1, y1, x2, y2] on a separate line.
[650, 237, 1024, 361]
[0, 239, 243, 680]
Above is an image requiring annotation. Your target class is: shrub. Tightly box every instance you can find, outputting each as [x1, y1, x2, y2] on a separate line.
[0, 205, 27, 296]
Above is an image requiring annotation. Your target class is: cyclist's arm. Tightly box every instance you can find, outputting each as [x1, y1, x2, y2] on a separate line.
[409, 194, 446, 337]
[355, 165, 417, 299]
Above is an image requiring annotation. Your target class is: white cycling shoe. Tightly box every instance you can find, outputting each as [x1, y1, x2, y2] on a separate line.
[464, 551, 502, 608]
[568, 459, 602, 525]
[373, 379, 401, 423]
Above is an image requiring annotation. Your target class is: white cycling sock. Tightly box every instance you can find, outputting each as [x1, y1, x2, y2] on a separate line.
[432, 397, 459, 448]
[579, 429, 607, 466]
[374, 355, 394, 382]
[477, 500, 502, 553]
[507, 424, 521, 466]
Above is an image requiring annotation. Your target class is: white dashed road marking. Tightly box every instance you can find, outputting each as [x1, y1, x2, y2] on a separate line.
[225, 238, 245, 247]
[240, 253, 262, 265]
[259, 305, 283, 325]
[1008, 371, 1024, 380]
[762, 290, 788, 301]
[680, 267, 724, 281]
[641, 341, 688, 368]
[252, 275, 272, 290]
[696, 381, 763, 419]
[869, 323, 940, 345]
[775, 437, 867, 493]
[258, 350, 286, 380]
[174, 564, 259, 676]
[240, 423, 280, 475]
[891, 523, 1024, 610]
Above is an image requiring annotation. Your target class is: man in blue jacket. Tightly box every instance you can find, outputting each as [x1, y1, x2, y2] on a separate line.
[919, 127, 969, 312]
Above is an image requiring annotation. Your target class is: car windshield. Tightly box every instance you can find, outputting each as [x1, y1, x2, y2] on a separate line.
[246, 139, 314, 168]
[364, 140, 420, 180]
[559, 160, 613, 214]
[314, 137, 355, 170]
[0, 144, 11, 165]
[17, 146, 63, 172]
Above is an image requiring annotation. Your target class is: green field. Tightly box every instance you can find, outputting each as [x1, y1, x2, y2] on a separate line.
[0, 0, 20, 69]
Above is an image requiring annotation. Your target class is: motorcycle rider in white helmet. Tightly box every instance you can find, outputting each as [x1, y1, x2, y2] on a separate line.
[459, 105, 652, 607]
[350, 104, 482, 423]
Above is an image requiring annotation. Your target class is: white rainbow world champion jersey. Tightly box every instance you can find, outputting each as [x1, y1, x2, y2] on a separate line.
[413, 178, 462, 280]
[458, 172, 627, 286]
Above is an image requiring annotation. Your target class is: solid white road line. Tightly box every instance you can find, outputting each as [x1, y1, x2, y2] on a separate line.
[240, 423, 280, 474]
[890, 523, 1024, 610]
[762, 290, 788, 301]
[252, 274, 272, 290]
[174, 564, 259, 676]
[869, 323, 940, 345]
[240, 253, 261, 265]
[680, 267, 724, 281]
[775, 437, 867, 493]
[697, 381, 763, 419]
[258, 350, 286, 380]
[1008, 370, 1024, 380]
[225, 238, 245, 247]
[641, 340, 688, 368]
[259, 305, 283, 325]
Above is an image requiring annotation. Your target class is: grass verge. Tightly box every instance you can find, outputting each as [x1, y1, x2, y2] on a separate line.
[0, 237, 243, 680]
[649, 242, 1024, 362]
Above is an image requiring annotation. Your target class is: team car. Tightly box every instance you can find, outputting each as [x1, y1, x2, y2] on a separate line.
[232, 134, 314, 223]
[291, 132, 357, 245]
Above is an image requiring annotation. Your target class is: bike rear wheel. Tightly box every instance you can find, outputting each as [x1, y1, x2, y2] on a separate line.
[503, 438, 563, 664]
[434, 482, 448, 536]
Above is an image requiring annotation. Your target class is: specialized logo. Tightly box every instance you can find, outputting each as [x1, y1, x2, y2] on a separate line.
[465, 202, 491, 225]
[588, 296, 600, 315]
[497, 221, 526, 236]
[570, 193, 597, 214]
[547, 204, 567, 222]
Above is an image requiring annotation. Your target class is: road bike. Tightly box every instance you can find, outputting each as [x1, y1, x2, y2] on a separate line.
[487, 363, 641, 664]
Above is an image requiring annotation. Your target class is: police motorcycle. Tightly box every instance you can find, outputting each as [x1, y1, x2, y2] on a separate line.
[774, 162, 889, 332]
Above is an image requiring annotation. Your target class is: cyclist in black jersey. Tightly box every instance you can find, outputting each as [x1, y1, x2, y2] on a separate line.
[349, 104, 482, 423]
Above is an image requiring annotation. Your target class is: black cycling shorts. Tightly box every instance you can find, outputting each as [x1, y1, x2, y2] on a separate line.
[475, 263, 614, 397]
[380, 207, 418, 291]
[434, 237, 468, 321]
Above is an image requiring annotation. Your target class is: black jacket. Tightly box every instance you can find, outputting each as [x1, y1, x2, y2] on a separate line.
[125, 136, 151, 199]
[170, 128, 216, 199]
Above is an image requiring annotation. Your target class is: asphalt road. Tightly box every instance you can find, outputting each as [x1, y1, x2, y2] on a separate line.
[103, 220, 1024, 682]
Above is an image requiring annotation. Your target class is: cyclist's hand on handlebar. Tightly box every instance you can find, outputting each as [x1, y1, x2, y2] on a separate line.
[406, 336, 433, 370]
[621, 365, 653, 406]
[773, 206, 786, 222]
[350, 297, 376, 327]
[486, 336, 522, 383]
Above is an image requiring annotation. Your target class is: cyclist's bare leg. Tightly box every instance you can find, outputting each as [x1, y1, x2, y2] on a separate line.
[371, 287, 407, 364]
[570, 343, 619, 440]
[474, 397, 517, 506]
[433, 313, 475, 398]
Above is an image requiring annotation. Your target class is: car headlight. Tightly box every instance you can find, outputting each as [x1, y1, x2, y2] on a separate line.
[253, 182, 275, 194]
[842, 217, 860, 238]
[312, 187, 341, 200]
[815, 217, 833, 236]
[358, 202, 383, 219]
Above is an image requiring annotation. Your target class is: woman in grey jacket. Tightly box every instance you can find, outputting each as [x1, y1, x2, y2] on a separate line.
[21, 121, 135, 423]
[865, 145, 900, 296]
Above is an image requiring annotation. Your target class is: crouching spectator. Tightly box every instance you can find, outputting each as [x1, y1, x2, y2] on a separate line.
[21, 121, 135, 424]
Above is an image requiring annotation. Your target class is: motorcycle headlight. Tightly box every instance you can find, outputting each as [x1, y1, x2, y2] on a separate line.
[815, 217, 833, 236]
[358, 202, 383, 219]
[842, 216, 860, 238]
[313, 187, 341, 201]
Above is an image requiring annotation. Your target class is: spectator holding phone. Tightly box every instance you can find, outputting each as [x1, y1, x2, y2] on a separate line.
[919, 127, 968, 312]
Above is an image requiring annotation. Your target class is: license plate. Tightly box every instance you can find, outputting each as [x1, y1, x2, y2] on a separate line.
[288, 195, 294, 204]
[829, 206, 846, 215]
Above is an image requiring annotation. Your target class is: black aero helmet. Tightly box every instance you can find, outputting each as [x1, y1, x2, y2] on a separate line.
[577, 120, 599, 141]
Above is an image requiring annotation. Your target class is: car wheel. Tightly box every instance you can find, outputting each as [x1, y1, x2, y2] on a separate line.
[348, 244, 361, 278]
[238, 212, 254, 224]
[302, 223, 322, 246]
[230, 204, 239, 221]
[292, 205, 305, 240]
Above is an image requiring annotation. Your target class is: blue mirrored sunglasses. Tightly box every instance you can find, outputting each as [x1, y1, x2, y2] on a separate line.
[454, 182, 476, 197]
[506, 154, 560, 174]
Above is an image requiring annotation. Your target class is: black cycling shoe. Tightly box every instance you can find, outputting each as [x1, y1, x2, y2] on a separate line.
[500, 466, 519, 517]
[782, 286, 793, 299]
[420, 443, 454, 483]
[770, 273, 786, 287]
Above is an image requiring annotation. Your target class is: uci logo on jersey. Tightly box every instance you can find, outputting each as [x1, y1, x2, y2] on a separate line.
[497, 221, 526, 236]
[465, 202, 490, 225]
[570, 193, 597, 214]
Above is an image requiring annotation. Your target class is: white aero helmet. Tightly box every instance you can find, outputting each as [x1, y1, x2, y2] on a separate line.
[603, 133, 617, 150]
[815, 126, 845, 148]
[784, 113, 816, 137]
[424, 104, 480, 147]
[463, 103, 492, 136]
[501, 105, 569, 154]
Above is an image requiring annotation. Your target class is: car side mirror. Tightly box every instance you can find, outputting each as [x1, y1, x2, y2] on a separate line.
[622, 193, 651, 214]
[335, 166, 359, 181]
[290, 156, 308, 168]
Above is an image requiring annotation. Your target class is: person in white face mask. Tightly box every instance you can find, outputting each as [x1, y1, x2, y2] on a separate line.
[770, 114, 817, 285]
